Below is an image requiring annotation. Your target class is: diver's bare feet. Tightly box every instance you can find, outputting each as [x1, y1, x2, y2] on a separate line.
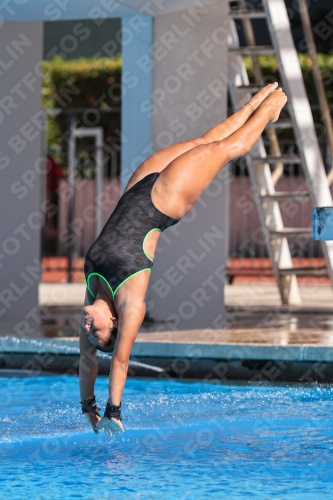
[248, 82, 279, 111]
[262, 89, 288, 122]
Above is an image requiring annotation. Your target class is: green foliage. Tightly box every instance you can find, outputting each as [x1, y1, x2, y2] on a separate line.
[42, 56, 122, 170]
[42, 54, 333, 168]
[244, 52, 333, 104]
[42, 56, 122, 109]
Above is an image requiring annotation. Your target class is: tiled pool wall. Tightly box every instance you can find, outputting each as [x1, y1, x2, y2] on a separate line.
[1, 337, 333, 382]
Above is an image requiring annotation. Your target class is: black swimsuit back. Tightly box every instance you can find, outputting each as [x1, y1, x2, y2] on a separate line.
[84, 172, 179, 299]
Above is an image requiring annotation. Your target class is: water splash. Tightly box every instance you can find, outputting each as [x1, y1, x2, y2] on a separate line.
[1, 375, 333, 499]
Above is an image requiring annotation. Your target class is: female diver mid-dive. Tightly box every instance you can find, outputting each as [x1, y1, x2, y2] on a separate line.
[79, 83, 287, 435]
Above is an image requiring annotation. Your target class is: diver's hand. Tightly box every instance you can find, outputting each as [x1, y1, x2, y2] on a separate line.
[97, 417, 124, 435]
[84, 412, 101, 434]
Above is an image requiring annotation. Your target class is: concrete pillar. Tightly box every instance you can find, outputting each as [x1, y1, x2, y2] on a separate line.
[120, 15, 153, 191]
[149, 3, 230, 329]
[0, 22, 43, 336]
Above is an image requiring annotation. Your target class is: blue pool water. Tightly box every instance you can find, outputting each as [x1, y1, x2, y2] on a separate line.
[1, 374, 333, 499]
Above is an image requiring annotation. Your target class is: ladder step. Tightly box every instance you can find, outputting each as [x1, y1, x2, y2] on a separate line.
[279, 266, 327, 276]
[270, 228, 312, 237]
[234, 84, 263, 93]
[261, 191, 310, 201]
[227, 5, 333, 304]
[229, 46, 275, 55]
[266, 119, 293, 129]
[229, 10, 266, 19]
[251, 155, 301, 165]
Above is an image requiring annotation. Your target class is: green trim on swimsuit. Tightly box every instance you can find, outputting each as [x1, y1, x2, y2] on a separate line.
[86, 272, 113, 299]
[113, 268, 152, 296]
[86, 269, 152, 300]
[86, 228, 160, 300]
[143, 228, 161, 262]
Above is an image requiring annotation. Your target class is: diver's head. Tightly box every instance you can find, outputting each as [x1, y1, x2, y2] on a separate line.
[82, 296, 118, 353]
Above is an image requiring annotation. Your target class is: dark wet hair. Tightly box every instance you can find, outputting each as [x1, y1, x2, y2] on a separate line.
[95, 325, 118, 354]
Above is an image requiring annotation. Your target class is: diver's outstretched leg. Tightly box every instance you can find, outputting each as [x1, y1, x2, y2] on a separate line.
[153, 90, 287, 219]
[125, 83, 280, 192]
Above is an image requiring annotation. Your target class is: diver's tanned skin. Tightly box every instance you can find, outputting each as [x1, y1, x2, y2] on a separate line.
[79, 84, 287, 435]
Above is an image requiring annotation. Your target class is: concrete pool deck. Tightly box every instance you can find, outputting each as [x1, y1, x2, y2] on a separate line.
[38, 282, 333, 309]
[1, 283, 333, 380]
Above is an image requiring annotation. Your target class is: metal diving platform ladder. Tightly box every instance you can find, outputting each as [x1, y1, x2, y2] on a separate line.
[227, 0, 333, 305]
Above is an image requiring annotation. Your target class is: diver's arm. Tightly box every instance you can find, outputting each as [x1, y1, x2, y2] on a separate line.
[97, 299, 146, 435]
[79, 290, 98, 399]
[109, 299, 146, 405]
[79, 320, 98, 401]
[79, 290, 100, 432]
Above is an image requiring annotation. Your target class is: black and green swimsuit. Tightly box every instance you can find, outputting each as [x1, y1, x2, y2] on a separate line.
[84, 172, 179, 299]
